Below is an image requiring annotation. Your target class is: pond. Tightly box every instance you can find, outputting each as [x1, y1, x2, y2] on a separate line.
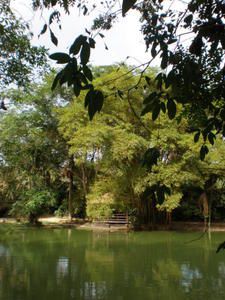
[0, 226, 225, 300]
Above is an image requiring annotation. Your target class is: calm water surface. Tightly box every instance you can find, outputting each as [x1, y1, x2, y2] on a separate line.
[0, 226, 225, 300]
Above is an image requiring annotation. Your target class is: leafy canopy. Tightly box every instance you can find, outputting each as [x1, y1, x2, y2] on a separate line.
[0, 0, 48, 98]
[37, 0, 225, 154]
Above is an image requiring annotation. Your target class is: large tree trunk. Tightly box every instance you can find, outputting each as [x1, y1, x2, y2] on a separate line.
[199, 191, 210, 231]
[166, 211, 172, 228]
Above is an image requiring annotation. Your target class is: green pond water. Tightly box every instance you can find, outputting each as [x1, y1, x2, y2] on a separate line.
[0, 226, 225, 300]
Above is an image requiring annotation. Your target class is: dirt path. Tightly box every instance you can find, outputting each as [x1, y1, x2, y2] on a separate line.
[1, 217, 225, 232]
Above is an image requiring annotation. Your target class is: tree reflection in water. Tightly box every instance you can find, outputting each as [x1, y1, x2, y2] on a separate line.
[0, 228, 225, 300]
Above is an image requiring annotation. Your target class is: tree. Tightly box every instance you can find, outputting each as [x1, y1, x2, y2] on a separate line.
[31, 0, 224, 146]
[56, 65, 225, 225]
[0, 0, 48, 98]
[56, 65, 150, 219]
[1, 65, 225, 226]
[0, 73, 71, 222]
[27, 0, 222, 214]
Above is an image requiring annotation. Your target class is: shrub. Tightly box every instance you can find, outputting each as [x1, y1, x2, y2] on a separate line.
[10, 189, 56, 224]
[87, 192, 114, 220]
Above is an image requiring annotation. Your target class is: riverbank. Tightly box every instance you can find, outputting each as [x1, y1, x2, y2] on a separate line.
[1, 216, 225, 232]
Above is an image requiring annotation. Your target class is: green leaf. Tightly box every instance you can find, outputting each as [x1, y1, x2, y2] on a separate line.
[51, 71, 62, 91]
[77, 71, 88, 85]
[143, 92, 158, 105]
[95, 90, 104, 113]
[49, 10, 60, 25]
[200, 144, 209, 160]
[141, 105, 151, 116]
[81, 84, 93, 90]
[80, 42, 90, 65]
[145, 76, 151, 86]
[83, 5, 88, 15]
[152, 103, 161, 121]
[39, 24, 47, 36]
[50, 29, 58, 46]
[64, 63, 74, 80]
[89, 38, 96, 48]
[83, 65, 93, 81]
[142, 147, 160, 170]
[165, 70, 176, 88]
[200, 145, 206, 161]
[69, 35, 87, 55]
[194, 131, 200, 143]
[85, 89, 93, 108]
[189, 35, 203, 56]
[86, 89, 104, 120]
[71, 57, 78, 71]
[155, 73, 166, 90]
[152, 14, 158, 26]
[122, 0, 137, 16]
[49, 52, 70, 64]
[184, 14, 193, 25]
[104, 43, 109, 50]
[161, 51, 168, 69]
[204, 145, 209, 154]
[167, 38, 177, 44]
[73, 80, 81, 97]
[160, 102, 166, 113]
[167, 98, 176, 119]
[118, 90, 124, 99]
[57, 62, 75, 87]
[59, 74, 67, 86]
[151, 42, 157, 58]
[208, 132, 215, 145]
[141, 93, 160, 116]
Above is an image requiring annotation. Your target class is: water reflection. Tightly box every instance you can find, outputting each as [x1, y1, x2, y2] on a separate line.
[218, 262, 225, 278]
[180, 264, 202, 292]
[82, 281, 107, 300]
[0, 228, 225, 300]
[56, 257, 69, 279]
[0, 244, 9, 256]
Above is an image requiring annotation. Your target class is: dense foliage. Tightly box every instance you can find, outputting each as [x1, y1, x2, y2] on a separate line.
[0, 0, 48, 111]
[0, 0, 225, 227]
[33, 0, 225, 149]
[0, 66, 225, 226]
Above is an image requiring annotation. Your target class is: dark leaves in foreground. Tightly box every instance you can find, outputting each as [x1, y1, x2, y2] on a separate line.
[156, 184, 171, 204]
[142, 147, 160, 170]
[50, 29, 58, 46]
[85, 89, 104, 120]
[122, 0, 137, 17]
[50, 34, 104, 120]
[0, 100, 7, 110]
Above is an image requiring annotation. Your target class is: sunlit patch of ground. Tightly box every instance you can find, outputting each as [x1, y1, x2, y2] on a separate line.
[1, 217, 225, 232]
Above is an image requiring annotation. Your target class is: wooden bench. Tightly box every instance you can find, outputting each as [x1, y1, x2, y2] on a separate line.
[107, 213, 129, 227]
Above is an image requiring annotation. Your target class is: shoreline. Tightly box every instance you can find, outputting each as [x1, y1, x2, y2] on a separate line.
[1, 217, 225, 232]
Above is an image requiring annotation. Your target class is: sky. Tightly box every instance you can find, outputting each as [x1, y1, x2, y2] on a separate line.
[11, 0, 154, 67]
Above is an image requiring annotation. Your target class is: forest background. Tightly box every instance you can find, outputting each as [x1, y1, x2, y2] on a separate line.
[0, 0, 225, 226]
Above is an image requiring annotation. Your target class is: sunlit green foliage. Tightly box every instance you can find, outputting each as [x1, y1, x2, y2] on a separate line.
[1, 66, 225, 225]
[0, 73, 71, 220]
[10, 189, 55, 224]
